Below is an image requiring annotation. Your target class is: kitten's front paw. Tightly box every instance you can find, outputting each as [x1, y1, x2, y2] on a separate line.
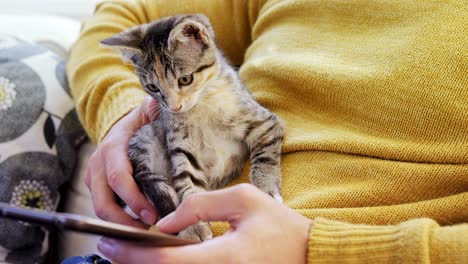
[253, 183, 283, 203]
[178, 221, 212, 242]
[272, 193, 283, 203]
[265, 189, 283, 203]
[262, 187, 283, 203]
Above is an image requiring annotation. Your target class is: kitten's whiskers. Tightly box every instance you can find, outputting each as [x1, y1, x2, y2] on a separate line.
[131, 64, 153, 77]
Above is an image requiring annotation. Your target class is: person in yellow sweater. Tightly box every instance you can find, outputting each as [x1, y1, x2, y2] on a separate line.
[67, 0, 468, 263]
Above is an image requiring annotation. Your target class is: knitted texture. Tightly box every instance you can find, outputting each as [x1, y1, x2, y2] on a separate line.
[308, 218, 468, 263]
[67, 0, 468, 262]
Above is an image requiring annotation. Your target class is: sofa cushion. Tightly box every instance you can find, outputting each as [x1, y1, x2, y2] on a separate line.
[0, 15, 82, 57]
[0, 35, 86, 263]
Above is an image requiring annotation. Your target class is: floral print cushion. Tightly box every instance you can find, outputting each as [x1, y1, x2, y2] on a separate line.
[0, 36, 86, 263]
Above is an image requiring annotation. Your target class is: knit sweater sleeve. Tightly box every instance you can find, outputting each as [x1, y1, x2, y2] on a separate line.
[307, 218, 468, 263]
[66, 0, 264, 142]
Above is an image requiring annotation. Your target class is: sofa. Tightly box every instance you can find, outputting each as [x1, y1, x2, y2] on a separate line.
[0, 10, 102, 262]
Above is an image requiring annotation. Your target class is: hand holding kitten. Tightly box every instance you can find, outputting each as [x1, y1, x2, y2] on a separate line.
[84, 96, 159, 227]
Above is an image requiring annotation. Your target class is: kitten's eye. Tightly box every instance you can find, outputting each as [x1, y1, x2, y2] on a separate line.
[178, 74, 194, 86]
[146, 84, 160, 93]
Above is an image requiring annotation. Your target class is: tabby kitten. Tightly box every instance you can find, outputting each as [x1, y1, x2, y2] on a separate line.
[101, 14, 284, 241]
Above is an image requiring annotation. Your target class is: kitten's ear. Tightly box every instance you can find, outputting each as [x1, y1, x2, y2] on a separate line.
[100, 25, 146, 63]
[169, 15, 214, 49]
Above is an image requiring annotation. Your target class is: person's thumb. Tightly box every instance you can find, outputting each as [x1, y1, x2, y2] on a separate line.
[156, 184, 261, 233]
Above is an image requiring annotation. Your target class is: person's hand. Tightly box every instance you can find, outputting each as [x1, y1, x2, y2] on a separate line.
[97, 184, 312, 263]
[85, 96, 159, 227]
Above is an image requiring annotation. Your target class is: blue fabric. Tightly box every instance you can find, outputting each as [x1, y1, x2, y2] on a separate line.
[61, 254, 111, 264]
[60, 256, 88, 264]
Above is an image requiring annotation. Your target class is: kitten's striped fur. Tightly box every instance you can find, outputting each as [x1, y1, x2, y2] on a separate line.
[102, 14, 284, 241]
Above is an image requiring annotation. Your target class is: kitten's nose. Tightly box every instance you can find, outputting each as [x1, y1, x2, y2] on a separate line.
[170, 104, 182, 112]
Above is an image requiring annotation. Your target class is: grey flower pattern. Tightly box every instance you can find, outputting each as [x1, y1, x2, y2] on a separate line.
[10, 180, 54, 211]
[0, 60, 46, 143]
[0, 77, 16, 110]
[0, 152, 60, 261]
[0, 36, 86, 263]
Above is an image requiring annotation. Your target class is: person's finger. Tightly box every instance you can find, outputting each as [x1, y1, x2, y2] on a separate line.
[102, 144, 157, 225]
[121, 96, 155, 130]
[110, 99, 149, 139]
[157, 184, 262, 233]
[98, 236, 232, 264]
[89, 158, 146, 228]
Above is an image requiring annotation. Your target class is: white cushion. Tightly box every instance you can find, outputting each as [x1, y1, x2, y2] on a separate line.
[0, 15, 81, 58]
[0, 13, 102, 260]
[0, 36, 86, 262]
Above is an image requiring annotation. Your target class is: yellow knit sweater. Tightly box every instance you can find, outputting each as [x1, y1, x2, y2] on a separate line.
[67, 0, 468, 262]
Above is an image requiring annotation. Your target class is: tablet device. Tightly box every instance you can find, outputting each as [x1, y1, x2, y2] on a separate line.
[0, 202, 197, 247]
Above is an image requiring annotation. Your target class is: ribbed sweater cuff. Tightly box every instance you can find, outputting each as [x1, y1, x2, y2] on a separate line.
[307, 218, 434, 263]
[96, 87, 146, 143]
